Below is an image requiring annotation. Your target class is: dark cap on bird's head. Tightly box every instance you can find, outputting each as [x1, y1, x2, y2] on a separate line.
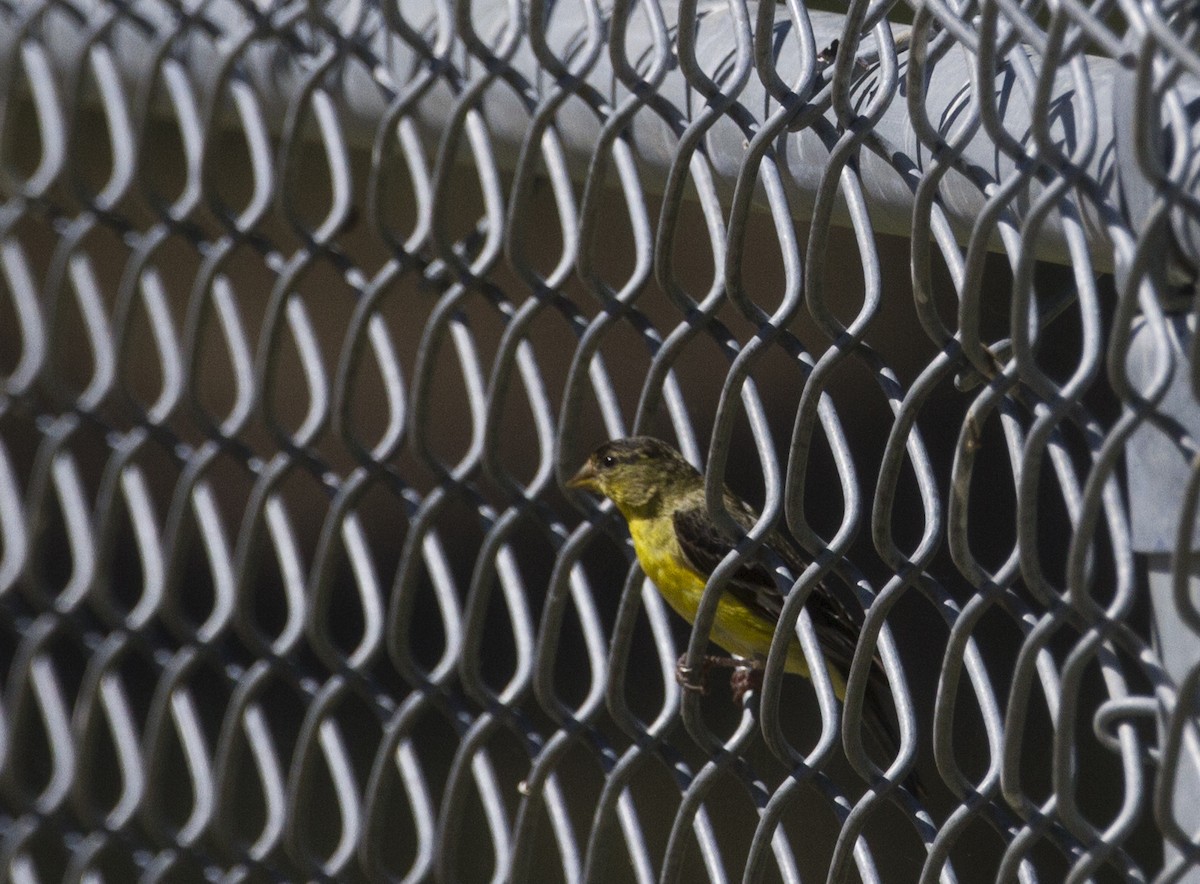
[567, 436, 700, 511]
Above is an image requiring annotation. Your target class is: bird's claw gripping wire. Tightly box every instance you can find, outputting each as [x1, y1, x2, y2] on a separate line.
[730, 664, 765, 705]
[675, 654, 764, 703]
[675, 654, 714, 695]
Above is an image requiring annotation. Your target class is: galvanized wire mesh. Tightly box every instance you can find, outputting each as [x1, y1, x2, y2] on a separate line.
[1, 0, 1199, 879]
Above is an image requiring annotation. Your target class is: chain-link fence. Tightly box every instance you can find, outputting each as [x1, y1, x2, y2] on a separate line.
[1, 0, 1199, 879]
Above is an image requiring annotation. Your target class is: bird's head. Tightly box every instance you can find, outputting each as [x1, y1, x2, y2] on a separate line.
[567, 436, 700, 515]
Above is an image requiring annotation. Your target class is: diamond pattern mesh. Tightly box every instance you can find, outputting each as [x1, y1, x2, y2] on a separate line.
[1, 0, 1198, 880]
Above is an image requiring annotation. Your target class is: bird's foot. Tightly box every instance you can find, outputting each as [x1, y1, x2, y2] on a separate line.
[730, 662, 765, 705]
[675, 654, 711, 695]
[675, 654, 743, 696]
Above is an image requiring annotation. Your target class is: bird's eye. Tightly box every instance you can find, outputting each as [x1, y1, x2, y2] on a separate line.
[601, 454, 617, 468]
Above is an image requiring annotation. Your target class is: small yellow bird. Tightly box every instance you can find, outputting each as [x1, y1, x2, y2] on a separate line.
[567, 436, 884, 711]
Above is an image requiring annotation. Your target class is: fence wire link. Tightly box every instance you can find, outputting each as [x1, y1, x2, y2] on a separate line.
[0, 0, 1198, 878]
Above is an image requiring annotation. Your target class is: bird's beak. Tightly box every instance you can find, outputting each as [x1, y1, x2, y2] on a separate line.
[567, 461, 599, 491]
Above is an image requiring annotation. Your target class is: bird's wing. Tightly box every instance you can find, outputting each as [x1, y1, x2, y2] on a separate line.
[670, 504, 788, 621]
[670, 502, 862, 672]
[672, 500, 903, 763]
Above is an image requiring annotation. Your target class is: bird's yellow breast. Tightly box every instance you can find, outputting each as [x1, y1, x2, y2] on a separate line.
[627, 515, 705, 622]
[625, 514, 813, 678]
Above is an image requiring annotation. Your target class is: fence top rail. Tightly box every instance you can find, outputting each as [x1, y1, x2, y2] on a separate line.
[5, 0, 1199, 275]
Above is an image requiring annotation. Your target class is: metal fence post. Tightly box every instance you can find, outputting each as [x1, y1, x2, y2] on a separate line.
[1127, 313, 1200, 882]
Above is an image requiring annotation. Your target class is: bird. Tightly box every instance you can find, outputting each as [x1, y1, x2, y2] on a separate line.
[567, 436, 902, 755]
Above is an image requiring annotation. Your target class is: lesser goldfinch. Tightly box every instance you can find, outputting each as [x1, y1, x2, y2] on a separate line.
[567, 436, 882, 708]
